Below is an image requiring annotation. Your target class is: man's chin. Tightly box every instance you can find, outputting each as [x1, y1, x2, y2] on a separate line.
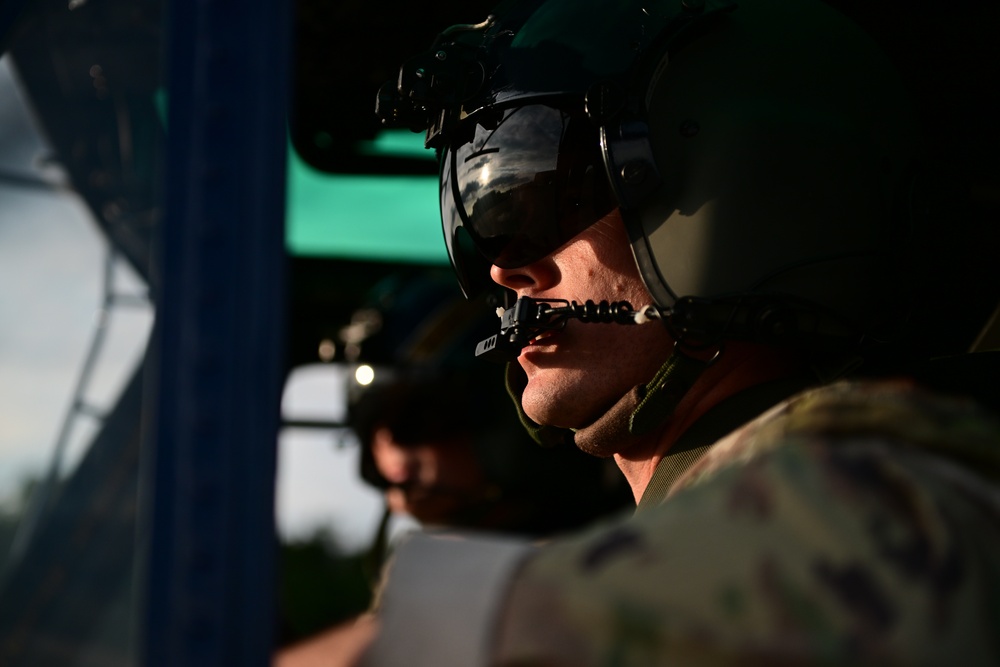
[521, 379, 590, 431]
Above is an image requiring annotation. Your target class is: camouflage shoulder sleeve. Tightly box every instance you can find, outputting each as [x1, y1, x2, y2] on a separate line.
[493, 381, 1000, 666]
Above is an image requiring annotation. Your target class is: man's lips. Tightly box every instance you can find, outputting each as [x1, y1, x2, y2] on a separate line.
[521, 330, 565, 360]
[527, 330, 558, 346]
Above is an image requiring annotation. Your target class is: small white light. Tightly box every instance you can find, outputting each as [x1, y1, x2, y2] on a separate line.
[355, 364, 375, 386]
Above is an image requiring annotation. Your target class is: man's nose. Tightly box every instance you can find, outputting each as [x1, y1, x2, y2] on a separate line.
[489, 258, 558, 294]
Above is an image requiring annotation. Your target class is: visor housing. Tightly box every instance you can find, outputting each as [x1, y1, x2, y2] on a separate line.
[441, 103, 616, 297]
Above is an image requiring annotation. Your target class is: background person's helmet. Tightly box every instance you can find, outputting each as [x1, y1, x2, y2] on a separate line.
[379, 0, 936, 357]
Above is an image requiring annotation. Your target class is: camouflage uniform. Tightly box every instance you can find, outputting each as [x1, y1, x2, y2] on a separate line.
[364, 380, 1000, 666]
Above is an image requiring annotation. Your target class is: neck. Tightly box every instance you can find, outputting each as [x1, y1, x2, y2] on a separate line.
[614, 342, 806, 503]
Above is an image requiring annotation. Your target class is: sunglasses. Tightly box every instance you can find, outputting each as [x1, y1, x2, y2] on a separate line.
[440, 104, 618, 297]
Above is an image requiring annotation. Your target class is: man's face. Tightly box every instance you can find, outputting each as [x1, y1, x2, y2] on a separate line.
[490, 210, 673, 431]
[370, 425, 487, 525]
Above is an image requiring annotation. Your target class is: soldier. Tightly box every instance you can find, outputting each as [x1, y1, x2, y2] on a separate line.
[346, 0, 1000, 664]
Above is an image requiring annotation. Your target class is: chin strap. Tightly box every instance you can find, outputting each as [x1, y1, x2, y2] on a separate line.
[505, 346, 717, 455]
[628, 347, 717, 435]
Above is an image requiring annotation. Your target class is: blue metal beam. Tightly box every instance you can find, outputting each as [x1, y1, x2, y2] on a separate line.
[139, 0, 291, 662]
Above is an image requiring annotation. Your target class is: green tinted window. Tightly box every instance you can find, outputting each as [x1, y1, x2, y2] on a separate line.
[285, 132, 446, 263]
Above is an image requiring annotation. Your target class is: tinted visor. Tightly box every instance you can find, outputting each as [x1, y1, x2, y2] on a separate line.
[441, 104, 617, 297]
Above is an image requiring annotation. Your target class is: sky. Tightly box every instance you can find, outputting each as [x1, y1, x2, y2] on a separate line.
[278, 363, 384, 550]
[0, 56, 139, 499]
[0, 55, 384, 554]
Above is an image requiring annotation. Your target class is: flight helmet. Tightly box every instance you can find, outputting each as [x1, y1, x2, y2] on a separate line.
[378, 0, 925, 352]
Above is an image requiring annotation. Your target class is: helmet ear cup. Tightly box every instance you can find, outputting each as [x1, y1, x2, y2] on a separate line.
[613, 0, 922, 345]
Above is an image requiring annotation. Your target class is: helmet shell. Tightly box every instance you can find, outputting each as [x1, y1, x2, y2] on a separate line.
[627, 0, 921, 330]
[448, 0, 923, 344]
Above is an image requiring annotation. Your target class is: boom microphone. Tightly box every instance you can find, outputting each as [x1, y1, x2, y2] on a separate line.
[475, 297, 663, 362]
